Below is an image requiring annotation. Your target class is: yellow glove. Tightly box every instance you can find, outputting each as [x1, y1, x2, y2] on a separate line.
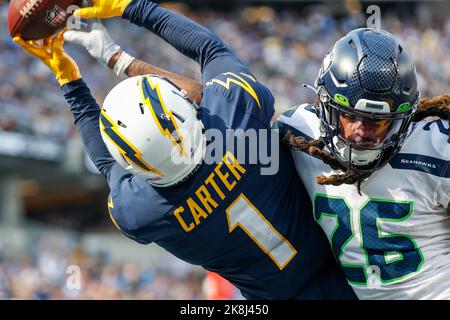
[13, 31, 81, 86]
[73, 0, 133, 19]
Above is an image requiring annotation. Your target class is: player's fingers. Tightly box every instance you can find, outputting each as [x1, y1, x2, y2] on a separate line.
[13, 37, 37, 55]
[51, 30, 66, 52]
[13, 37, 36, 49]
[22, 42, 49, 60]
[27, 39, 47, 49]
[43, 37, 52, 48]
[13, 37, 46, 58]
[73, 7, 99, 19]
[58, 26, 70, 38]
[28, 40, 42, 49]
[63, 30, 87, 45]
[43, 32, 61, 47]
[12, 36, 28, 48]
[32, 41, 52, 56]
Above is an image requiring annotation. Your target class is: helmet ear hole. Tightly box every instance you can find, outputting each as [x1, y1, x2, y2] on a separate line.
[172, 111, 185, 124]
[117, 120, 127, 129]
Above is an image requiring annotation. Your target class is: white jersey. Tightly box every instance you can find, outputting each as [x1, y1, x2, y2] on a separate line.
[277, 104, 450, 300]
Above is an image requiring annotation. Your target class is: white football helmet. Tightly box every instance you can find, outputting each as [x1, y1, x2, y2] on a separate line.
[100, 75, 206, 187]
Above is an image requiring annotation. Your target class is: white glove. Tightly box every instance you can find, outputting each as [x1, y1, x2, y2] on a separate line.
[64, 19, 121, 67]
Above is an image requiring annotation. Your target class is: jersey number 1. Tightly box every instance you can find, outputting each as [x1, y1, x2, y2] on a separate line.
[226, 193, 297, 270]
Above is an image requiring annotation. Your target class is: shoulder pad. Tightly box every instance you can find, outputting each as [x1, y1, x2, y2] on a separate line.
[416, 119, 449, 160]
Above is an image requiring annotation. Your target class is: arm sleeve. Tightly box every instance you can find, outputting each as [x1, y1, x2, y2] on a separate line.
[122, 0, 250, 83]
[61, 79, 128, 187]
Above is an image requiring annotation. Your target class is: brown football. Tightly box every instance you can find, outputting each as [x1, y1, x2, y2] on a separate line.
[8, 0, 83, 40]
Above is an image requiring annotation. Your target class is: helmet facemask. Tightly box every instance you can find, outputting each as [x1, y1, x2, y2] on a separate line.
[313, 28, 421, 174]
[318, 86, 419, 173]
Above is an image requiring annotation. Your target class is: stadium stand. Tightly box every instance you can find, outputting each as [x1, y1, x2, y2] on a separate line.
[0, 0, 448, 299]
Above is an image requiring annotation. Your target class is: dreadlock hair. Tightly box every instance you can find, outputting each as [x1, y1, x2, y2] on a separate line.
[283, 94, 450, 194]
[282, 132, 371, 195]
[414, 94, 450, 142]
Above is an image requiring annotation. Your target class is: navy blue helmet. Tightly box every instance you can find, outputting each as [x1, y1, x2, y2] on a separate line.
[315, 28, 420, 173]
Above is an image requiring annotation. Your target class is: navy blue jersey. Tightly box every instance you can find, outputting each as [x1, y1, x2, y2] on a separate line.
[61, 0, 356, 300]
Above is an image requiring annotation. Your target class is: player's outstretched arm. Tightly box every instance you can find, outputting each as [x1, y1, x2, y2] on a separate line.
[109, 51, 203, 104]
[74, 0, 249, 82]
[13, 33, 81, 86]
[13, 32, 118, 182]
[64, 20, 203, 104]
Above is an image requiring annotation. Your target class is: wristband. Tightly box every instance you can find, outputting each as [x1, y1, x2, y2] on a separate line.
[113, 51, 135, 78]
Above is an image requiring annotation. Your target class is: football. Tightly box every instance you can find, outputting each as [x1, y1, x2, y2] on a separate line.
[8, 0, 83, 40]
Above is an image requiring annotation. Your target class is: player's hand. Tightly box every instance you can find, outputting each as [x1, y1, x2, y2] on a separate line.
[73, 0, 133, 19]
[64, 19, 121, 66]
[13, 30, 81, 86]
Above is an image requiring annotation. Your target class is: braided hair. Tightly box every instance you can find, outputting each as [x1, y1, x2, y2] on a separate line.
[414, 94, 450, 142]
[283, 94, 450, 194]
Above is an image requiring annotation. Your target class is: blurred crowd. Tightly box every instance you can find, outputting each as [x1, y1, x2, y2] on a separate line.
[0, 0, 449, 301]
[0, 231, 208, 299]
[0, 1, 449, 140]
